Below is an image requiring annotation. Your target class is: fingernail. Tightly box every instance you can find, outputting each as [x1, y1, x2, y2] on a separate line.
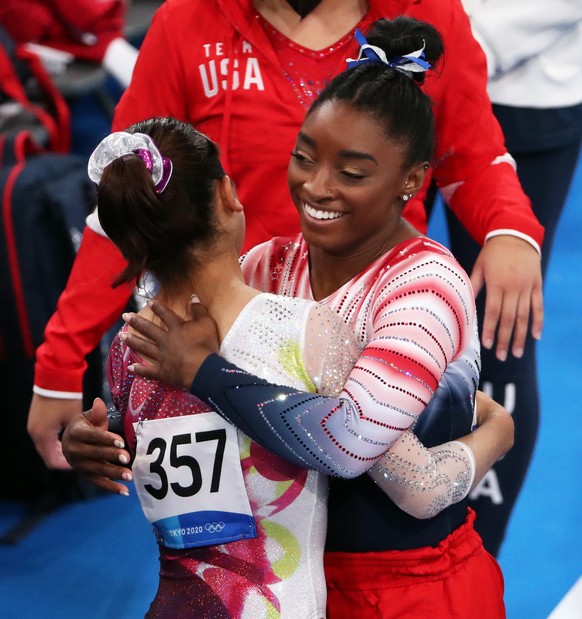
[128, 364, 135, 372]
[190, 294, 200, 304]
[119, 488, 130, 496]
[497, 350, 507, 362]
[483, 338, 493, 350]
[513, 348, 523, 358]
[122, 312, 131, 322]
[533, 331, 542, 341]
[114, 439, 125, 448]
[122, 472, 133, 482]
[119, 332, 127, 341]
[119, 454, 129, 465]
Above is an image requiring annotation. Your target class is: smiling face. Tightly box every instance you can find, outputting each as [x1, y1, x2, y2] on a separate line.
[288, 100, 419, 264]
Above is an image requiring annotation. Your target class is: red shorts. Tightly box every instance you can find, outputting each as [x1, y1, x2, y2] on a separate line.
[324, 509, 505, 619]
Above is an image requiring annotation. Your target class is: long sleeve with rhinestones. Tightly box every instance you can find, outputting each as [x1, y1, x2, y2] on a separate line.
[222, 293, 477, 516]
[191, 235, 480, 478]
[368, 432, 476, 518]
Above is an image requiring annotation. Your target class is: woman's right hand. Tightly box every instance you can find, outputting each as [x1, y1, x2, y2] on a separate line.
[62, 397, 133, 495]
[122, 298, 220, 389]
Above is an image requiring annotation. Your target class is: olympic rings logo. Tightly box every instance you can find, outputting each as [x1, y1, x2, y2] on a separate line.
[205, 521, 226, 533]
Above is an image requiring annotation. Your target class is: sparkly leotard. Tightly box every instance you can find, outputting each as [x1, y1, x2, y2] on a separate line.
[191, 235, 481, 550]
[109, 273, 478, 616]
[109, 295, 359, 618]
[195, 236, 480, 475]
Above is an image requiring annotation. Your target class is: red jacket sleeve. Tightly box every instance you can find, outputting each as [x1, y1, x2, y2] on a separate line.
[33, 5, 185, 394]
[446, 161, 544, 246]
[409, 0, 544, 248]
[34, 227, 133, 393]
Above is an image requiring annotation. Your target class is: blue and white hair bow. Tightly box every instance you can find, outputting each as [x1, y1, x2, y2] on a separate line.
[346, 29, 431, 77]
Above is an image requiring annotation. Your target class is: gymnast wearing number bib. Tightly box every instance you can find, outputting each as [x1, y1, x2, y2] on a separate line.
[92, 107, 511, 615]
[109, 294, 358, 618]
[109, 285, 482, 619]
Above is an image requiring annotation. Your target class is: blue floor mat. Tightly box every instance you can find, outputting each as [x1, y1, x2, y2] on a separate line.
[1, 142, 580, 619]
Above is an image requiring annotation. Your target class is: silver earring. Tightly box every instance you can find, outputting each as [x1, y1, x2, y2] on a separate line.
[401, 194, 410, 202]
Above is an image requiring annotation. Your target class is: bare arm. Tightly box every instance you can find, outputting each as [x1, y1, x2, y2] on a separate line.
[30, 227, 133, 468]
[457, 390, 514, 485]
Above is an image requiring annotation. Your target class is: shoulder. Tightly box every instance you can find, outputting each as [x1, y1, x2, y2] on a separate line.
[242, 233, 305, 259]
[240, 234, 306, 286]
[149, 0, 238, 36]
[383, 0, 459, 31]
[378, 236, 458, 270]
[374, 237, 474, 303]
[156, 0, 211, 17]
[367, 0, 475, 49]
[402, 0, 484, 75]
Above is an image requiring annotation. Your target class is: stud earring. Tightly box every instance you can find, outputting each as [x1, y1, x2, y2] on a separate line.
[401, 193, 412, 202]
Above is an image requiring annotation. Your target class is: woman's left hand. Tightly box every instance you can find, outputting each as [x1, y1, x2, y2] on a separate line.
[62, 397, 133, 495]
[122, 299, 220, 389]
[470, 235, 543, 361]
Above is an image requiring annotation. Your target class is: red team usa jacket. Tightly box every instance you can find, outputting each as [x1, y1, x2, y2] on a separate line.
[34, 0, 544, 395]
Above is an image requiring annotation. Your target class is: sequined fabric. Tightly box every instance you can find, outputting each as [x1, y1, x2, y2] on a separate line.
[108, 293, 361, 618]
[256, 12, 361, 109]
[235, 234, 480, 477]
[369, 434, 475, 519]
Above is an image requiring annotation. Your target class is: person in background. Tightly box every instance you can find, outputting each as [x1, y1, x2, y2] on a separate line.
[29, 0, 541, 548]
[66, 18, 513, 618]
[89, 109, 510, 617]
[435, 0, 581, 556]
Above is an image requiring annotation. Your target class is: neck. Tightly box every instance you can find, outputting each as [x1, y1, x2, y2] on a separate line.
[286, 1, 322, 18]
[308, 218, 418, 300]
[253, 0, 368, 50]
[157, 246, 259, 343]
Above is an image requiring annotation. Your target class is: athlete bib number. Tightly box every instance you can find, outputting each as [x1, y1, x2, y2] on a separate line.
[133, 413, 257, 549]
